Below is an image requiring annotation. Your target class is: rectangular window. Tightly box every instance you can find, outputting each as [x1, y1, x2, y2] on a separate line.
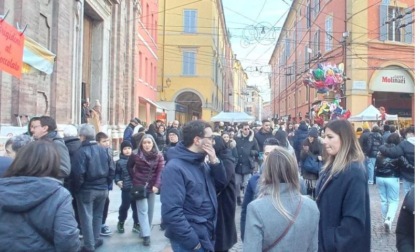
[139, 51, 142, 78]
[183, 51, 196, 75]
[306, 0, 311, 28]
[184, 9, 197, 33]
[313, 0, 320, 17]
[313, 30, 320, 54]
[304, 45, 309, 70]
[306, 86, 309, 101]
[325, 16, 333, 51]
[387, 6, 403, 42]
[145, 57, 148, 82]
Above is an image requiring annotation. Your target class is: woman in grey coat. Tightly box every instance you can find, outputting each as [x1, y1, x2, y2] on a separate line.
[243, 147, 319, 252]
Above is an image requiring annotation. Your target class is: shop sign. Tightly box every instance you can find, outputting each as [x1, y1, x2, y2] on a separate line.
[371, 67, 414, 93]
[353, 81, 367, 90]
[175, 103, 187, 113]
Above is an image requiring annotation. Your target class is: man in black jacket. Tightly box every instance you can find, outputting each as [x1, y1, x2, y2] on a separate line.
[395, 187, 414, 251]
[398, 126, 415, 194]
[71, 124, 115, 252]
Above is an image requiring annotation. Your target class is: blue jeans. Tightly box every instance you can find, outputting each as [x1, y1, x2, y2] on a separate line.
[76, 189, 108, 250]
[366, 157, 375, 183]
[135, 193, 155, 237]
[118, 189, 139, 223]
[376, 177, 400, 222]
[402, 179, 414, 195]
[170, 240, 206, 252]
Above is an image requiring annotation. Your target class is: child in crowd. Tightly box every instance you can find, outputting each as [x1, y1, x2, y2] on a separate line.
[96, 132, 115, 236]
[115, 140, 140, 233]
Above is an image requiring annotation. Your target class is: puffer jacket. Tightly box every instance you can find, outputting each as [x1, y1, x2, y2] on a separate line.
[398, 138, 415, 182]
[115, 154, 133, 190]
[375, 144, 403, 178]
[71, 140, 115, 192]
[359, 129, 371, 155]
[234, 129, 259, 175]
[0, 177, 80, 251]
[128, 150, 164, 192]
[367, 132, 384, 158]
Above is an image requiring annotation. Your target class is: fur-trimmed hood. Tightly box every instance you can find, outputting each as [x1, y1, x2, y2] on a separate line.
[237, 129, 254, 142]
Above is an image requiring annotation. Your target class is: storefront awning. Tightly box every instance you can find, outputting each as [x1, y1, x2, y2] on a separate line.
[140, 97, 167, 112]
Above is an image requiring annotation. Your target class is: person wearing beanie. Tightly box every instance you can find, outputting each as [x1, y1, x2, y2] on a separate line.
[115, 140, 140, 234]
[162, 128, 180, 161]
[308, 127, 319, 138]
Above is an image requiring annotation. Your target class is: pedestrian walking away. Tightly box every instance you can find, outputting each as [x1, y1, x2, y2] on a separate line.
[243, 147, 319, 252]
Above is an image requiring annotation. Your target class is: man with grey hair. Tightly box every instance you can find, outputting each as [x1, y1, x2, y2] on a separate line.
[5, 135, 32, 159]
[71, 124, 115, 251]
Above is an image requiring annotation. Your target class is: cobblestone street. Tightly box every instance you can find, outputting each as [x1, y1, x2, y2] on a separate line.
[230, 183, 406, 252]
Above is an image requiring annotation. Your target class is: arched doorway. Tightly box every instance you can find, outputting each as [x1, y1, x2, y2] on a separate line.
[174, 92, 203, 124]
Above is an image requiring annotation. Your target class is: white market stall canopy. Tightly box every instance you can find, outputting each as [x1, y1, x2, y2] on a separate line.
[348, 105, 398, 122]
[211, 111, 255, 123]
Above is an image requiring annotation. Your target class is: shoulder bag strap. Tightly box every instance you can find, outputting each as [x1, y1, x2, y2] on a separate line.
[263, 197, 303, 252]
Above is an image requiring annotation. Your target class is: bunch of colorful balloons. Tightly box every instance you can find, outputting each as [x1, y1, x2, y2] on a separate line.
[303, 63, 345, 94]
[312, 98, 351, 121]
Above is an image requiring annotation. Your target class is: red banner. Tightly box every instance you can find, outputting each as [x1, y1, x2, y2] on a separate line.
[0, 21, 24, 78]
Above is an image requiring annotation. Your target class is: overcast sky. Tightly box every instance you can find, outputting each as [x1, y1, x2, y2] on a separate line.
[222, 0, 291, 102]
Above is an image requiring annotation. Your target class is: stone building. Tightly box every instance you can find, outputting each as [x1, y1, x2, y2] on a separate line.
[0, 0, 141, 137]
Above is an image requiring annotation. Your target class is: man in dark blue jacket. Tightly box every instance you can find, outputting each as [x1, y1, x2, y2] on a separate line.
[123, 117, 141, 141]
[161, 120, 227, 252]
[71, 124, 115, 252]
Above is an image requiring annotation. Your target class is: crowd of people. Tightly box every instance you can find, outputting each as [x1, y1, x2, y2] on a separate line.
[0, 115, 415, 252]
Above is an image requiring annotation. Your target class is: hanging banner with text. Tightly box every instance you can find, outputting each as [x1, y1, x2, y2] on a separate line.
[0, 20, 24, 79]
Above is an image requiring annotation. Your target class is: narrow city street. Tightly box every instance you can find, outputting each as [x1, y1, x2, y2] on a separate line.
[97, 183, 405, 252]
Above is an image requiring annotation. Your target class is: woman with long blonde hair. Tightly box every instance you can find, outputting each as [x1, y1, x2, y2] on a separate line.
[243, 147, 319, 252]
[316, 119, 370, 252]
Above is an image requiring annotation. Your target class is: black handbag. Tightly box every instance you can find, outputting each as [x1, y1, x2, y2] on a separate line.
[130, 185, 148, 200]
[130, 164, 153, 200]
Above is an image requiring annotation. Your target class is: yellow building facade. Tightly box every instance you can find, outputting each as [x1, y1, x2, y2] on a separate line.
[157, 0, 233, 123]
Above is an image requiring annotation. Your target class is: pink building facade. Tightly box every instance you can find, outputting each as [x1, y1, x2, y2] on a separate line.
[135, 0, 161, 125]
